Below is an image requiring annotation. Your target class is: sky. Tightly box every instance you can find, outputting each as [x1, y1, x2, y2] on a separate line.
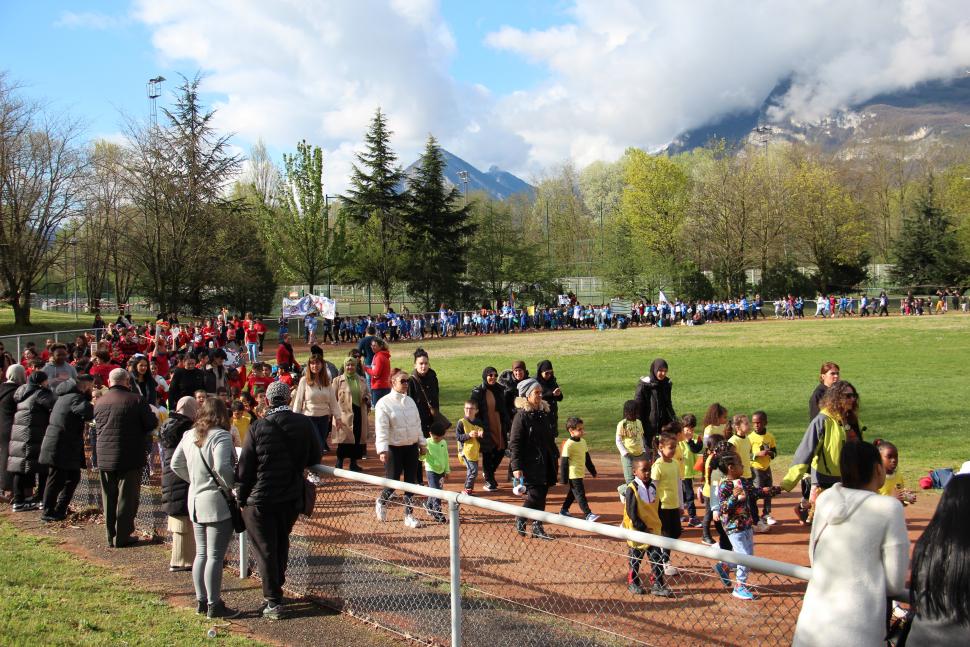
[3, 1, 970, 191]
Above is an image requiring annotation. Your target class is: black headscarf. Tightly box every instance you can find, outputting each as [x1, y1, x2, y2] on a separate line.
[537, 359, 553, 376]
[649, 358, 669, 382]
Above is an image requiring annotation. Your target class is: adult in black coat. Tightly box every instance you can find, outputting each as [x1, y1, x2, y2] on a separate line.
[168, 354, 206, 409]
[509, 378, 559, 540]
[7, 371, 57, 510]
[159, 395, 198, 571]
[94, 368, 158, 547]
[634, 358, 676, 453]
[535, 359, 563, 435]
[236, 381, 321, 616]
[0, 365, 27, 499]
[38, 376, 95, 521]
[407, 348, 440, 438]
[497, 360, 529, 416]
[470, 366, 511, 490]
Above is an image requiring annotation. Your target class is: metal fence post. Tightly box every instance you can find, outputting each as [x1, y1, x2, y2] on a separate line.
[448, 498, 462, 647]
[239, 531, 249, 578]
[16, 335, 21, 363]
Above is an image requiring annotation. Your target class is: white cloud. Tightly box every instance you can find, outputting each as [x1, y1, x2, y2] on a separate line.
[55, 11, 127, 30]
[486, 0, 970, 169]
[132, 0, 520, 192]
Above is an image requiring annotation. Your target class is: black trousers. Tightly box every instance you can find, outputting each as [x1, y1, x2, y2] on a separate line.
[379, 444, 420, 516]
[43, 467, 80, 517]
[242, 502, 300, 605]
[658, 507, 683, 564]
[481, 447, 504, 486]
[100, 467, 142, 545]
[12, 465, 48, 504]
[629, 546, 665, 588]
[561, 478, 592, 516]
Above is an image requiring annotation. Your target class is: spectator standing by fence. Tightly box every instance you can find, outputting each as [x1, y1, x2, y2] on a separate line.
[171, 398, 239, 619]
[38, 376, 95, 521]
[509, 378, 559, 540]
[291, 356, 337, 459]
[94, 368, 157, 547]
[236, 381, 320, 620]
[8, 371, 56, 511]
[0, 365, 27, 502]
[374, 369, 426, 528]
[332, 356, 369, 472]
[635, 358, 676, 453]
[160, 395, 199, 572]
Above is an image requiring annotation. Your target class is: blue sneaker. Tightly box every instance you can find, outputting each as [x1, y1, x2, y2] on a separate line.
[714, 562, 732, 589]
[732, 585, 757, 600]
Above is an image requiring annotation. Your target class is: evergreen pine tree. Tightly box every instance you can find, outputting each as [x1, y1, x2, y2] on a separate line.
[890, 179, 964, 288]
[403, 135, 475, 310]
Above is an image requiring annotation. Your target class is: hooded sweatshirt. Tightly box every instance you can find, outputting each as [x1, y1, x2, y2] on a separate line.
[792, 483, 909, 647]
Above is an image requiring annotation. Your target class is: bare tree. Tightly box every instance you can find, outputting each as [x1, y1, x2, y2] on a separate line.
[0, 73, 87, 325]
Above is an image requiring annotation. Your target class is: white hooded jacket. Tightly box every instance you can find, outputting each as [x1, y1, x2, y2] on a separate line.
[792, 483, 909, 647]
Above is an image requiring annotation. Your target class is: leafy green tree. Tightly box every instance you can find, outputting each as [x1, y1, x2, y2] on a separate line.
[597, 217, 649, 298]
[621, 149, 690, 262]
[258, 140, 345, 295]
[891, 180, 965, 287]
[466, 197, 547, 304]
[343, 109, 407, 309]
[403, 135, 474, 310]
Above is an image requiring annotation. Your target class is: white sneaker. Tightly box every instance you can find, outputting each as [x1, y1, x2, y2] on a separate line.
[664, 565, 679, 577]
[403, 514, 421, 529]
[765, 515, 777, 526]
[755, 519, 769, 533]
[375, 499, 387, 522]
[585, 513, 600, 523]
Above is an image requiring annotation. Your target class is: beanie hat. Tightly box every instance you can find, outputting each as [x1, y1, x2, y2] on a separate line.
[266, 381, 291, 406]
[512, 360, 526, 371]
[517, 378, 540, 397]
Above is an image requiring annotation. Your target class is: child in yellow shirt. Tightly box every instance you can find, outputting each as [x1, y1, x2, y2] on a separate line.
[622, 457, 672, 597]
[749, 410, 778, 527]
[678, 414, 703, 527]
[558, 416, 599, 521]
[875, 439, 917, 504]
[615, 400, 645, 499]
[727, 413, 766, 532]
[650, 432, 683, 577]
[455, 400, 484, 495]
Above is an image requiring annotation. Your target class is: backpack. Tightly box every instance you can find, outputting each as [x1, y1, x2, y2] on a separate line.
[929, 468, 954, 489]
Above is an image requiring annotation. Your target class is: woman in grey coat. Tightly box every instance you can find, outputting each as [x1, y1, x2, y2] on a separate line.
[171, 397, 239, 619]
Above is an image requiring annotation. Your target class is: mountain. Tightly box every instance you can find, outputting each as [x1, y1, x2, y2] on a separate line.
[403, 149, 535, 201]
[666, 75, 970, 156]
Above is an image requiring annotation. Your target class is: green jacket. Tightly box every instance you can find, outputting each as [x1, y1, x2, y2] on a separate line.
[781, 409, 851, 491]
[421, 437, 451, 476]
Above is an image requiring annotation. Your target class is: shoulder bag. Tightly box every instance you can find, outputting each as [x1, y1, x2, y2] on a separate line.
[414, 376, 451, 434]
[198, 445, 246, 533]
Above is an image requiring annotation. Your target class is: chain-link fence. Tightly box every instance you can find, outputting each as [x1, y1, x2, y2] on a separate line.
[69, 458, 911, 646]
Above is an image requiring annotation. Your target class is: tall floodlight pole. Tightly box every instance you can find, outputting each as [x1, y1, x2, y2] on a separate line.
[457, 170, 469, 205]
[754, 124, 771, 156]
[324, 194, 339, 298]
[147, 76, 166, 128]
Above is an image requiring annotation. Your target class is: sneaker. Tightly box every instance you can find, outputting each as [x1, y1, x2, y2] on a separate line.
[403, 514, 421, 529]
[701, 534, 715, 546]
[765, 515, 777, 526]
[688, 516, 703, 528]
[794, 503, 809, 525]
[650, 583, 674, 598]
[585, 513, 600, 523]
[755, 519, 770, 533]
[530, 521, 553, 540]
[461, 488, 473, 496]
[483, 482, 498, 492]
[559, 510, 573, 518]
[196, 599, 208, 615]
[307, 473, 323, 485]
[12, 501, 38, 512]
[663, 565, 679, 577]
[732, 585, 757, 601]
[627, 583, 646, 595]
[375, 499, 387, 522]
[207, 600, 241, 619]
[714, 562, 732, 588]
[262, 601, 285, 620]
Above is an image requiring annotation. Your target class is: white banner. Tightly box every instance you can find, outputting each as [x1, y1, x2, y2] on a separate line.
[282, 294, 337, 319]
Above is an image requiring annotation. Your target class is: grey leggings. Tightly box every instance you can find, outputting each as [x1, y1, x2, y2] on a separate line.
[192, 518, 234, 605]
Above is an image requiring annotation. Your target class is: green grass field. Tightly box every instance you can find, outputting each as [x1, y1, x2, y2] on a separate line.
[370, 315, 969, 486]
[0, 519, 261, 646]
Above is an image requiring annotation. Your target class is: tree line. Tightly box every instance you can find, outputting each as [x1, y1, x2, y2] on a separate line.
[2, 70, 968, 326]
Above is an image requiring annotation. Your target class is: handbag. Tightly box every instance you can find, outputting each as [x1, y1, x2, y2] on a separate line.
[302, 477, 316, 517]
[198, 447, 246, 533]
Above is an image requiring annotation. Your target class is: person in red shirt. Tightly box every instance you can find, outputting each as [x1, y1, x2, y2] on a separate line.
[363, 338, 392, 403]
[89, 349, 116, 387]
[275, 333, 300, 373]
[245, 324, 260, 363]
[253, 318, 267, 353]
[246, 362, 275, 396]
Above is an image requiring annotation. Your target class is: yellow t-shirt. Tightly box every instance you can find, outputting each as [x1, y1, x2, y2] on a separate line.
[232, 415, 250, 445]
[878, 471, 905, 497]
[616, 419, 644, 456]
[704, 423, 727, 439]
[650, 458, 681, 510]
[749, 431, 777, 471]
[562, 436, 589, 480]
[728, 434, 753, 479]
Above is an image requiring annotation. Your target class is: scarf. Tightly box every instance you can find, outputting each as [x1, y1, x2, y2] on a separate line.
[345, 371, 361, 407]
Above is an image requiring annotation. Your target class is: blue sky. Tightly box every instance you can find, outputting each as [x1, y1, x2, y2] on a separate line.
[3, 1, 970, 189]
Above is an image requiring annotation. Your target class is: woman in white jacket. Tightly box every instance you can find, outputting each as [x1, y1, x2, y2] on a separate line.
[792, 441, 909, 647]
[374, 369, 426, 529]
[171, 397, 239, 620]
[291, 356, 337, 458]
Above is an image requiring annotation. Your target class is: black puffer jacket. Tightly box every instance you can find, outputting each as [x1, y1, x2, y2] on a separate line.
[497, 368, 529, 416]
[407, 369, 440, 437]
[236, 406, 321, 507]
[7, 383, 57, 474]
[168, 367, 205, 409]
[508, 396, 559, 487]
[634, 376, 676, 450]
[39, 380, 94, 470]
[159, 413, 193, 517]
[0, 381, 19, 491]
[94, 385, 157, 472]
[536, 360, 563, 434]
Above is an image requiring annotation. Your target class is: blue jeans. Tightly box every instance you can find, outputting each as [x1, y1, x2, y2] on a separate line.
[309, 415, 332, 453]
[727, 528, 754, 586]
[247, 342, 259, 362]
[426, 470, 445, 515]
[192, 518, 233, 605]
[463, 459, 479, 490]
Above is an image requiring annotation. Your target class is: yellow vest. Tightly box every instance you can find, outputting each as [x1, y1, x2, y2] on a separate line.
[457, 418, 483, 463]
[621, 481, 662, 549]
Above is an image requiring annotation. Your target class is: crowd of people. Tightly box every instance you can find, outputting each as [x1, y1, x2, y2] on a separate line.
[0, 307, 967, 643]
